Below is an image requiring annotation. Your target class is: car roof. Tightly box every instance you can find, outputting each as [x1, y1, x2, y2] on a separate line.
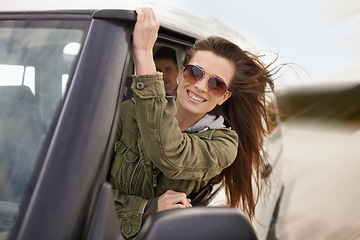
[0, 0, 256, 51]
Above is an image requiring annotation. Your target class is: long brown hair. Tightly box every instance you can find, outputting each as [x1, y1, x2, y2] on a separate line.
[183, 36, 275, 220]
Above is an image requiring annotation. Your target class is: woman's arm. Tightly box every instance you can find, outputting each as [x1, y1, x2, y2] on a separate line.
[131, 74, 238, 181]
[113, 188, 191, 238]
[132, 8, 159, 75]
[112, 9, 193, 238]
[131, 9, 238, 181]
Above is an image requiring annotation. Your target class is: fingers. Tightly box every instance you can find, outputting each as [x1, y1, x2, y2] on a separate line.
[134, 7, 159, 34]
[175, 193, 192, 207]
[158, 190, 192, 212]
[165, 190, 192, 208]
[135, 7, 156, 24]
[132, 7, 159, 75]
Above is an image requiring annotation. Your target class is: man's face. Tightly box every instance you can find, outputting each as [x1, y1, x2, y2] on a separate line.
[155, 58, 179, 96]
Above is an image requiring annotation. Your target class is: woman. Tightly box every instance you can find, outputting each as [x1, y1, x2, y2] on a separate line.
[110, 8, 274, 239]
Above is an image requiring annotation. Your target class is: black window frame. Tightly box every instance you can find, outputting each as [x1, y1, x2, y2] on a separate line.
[1, 9, 201, 240]
[0, 10, 134, 240]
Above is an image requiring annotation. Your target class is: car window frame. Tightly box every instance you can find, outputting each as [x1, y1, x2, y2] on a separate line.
[0, 9, 204, 240]
[1, 11, 134, 239]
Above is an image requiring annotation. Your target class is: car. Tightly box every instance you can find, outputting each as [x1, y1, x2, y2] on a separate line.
[0, 1, 284, 239]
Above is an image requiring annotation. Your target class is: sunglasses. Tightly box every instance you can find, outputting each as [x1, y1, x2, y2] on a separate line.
[182, 64, 229, 97]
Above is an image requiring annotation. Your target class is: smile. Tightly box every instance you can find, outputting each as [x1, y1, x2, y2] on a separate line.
[187, 90, 206, 102]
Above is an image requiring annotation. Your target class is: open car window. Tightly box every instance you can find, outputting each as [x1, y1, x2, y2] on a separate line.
[122, 44, 185, 101]
[0, 19, 89, 236]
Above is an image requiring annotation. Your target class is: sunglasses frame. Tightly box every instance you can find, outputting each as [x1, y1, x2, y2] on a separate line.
[182, 64, 229, 97]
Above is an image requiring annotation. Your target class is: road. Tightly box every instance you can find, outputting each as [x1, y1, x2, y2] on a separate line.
[277, 120, 360, 240]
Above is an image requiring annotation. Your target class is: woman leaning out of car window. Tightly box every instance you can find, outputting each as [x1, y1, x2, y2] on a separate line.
[109, 7, 276, 239]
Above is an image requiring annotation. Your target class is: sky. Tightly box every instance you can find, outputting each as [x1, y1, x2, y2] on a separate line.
[152, 0, 360, 90]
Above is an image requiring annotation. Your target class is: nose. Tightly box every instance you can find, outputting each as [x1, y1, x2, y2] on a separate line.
[194, 76, 208, 93]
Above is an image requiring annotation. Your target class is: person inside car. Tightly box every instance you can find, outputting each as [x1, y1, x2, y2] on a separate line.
[110, 7, 275, 239]
[154, 46, 179, 96]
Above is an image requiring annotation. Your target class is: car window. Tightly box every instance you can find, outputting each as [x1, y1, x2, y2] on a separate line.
[0, 19, 89, 237]
[122, 44, 184, 101]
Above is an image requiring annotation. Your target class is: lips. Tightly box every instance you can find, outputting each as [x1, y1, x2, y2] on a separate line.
[187, 90, 206, 102]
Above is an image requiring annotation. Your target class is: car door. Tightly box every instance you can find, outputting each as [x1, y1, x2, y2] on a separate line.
[1, 9, 258, 240]
[0, 10, 135, 240]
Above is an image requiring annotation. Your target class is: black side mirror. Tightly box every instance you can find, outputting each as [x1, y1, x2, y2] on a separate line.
[136, 207, 257, 240]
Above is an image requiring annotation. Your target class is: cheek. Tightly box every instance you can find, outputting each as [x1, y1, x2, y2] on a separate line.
[177, 82, 185, 96]
[176, 79, 185, 95]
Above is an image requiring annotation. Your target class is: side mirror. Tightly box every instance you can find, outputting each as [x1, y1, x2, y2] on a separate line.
[136, 207, 257, 240]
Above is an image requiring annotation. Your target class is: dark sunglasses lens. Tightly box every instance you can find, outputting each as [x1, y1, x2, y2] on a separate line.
[208, 77, 227, 97]
[183, 65, 203, 82]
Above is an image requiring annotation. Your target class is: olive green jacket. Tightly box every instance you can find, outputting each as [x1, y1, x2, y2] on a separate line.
[110, 73, 238, 239]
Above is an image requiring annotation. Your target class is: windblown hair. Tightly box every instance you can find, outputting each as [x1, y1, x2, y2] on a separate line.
[182, 36, 275, 220]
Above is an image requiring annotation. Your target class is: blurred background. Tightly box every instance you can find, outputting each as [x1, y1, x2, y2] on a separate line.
[1, 0, 359, 238]
[149, 0, 360, 239]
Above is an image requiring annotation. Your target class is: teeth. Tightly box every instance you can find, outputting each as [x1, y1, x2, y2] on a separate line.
[188, 91, 205, 102]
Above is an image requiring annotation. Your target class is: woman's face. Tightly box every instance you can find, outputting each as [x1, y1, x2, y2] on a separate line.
[176, 50, 234, 118]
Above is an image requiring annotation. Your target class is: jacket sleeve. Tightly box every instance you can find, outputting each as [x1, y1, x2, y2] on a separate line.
[131, 73, 238, 181]
[112, 188, 148, 239]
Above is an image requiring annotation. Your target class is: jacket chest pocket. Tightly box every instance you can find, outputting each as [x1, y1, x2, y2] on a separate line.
[111, 140, 140, 191]
[114, 140, 139, 163]
[111, 139, 152, 197]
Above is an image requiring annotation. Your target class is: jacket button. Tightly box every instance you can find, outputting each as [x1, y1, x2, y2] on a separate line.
[136, 82, 145, 89]
[145, 162, 151, 167]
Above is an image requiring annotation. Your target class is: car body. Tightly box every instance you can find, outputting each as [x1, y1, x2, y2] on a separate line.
[0, 1, 284, 239]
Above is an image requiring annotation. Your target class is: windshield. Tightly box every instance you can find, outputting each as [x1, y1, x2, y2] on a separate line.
[0, 19, 89, 236]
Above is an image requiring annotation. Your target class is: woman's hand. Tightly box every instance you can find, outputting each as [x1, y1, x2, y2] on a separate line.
[133, 7, 159, 75]
[158, 190, 192, 212]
